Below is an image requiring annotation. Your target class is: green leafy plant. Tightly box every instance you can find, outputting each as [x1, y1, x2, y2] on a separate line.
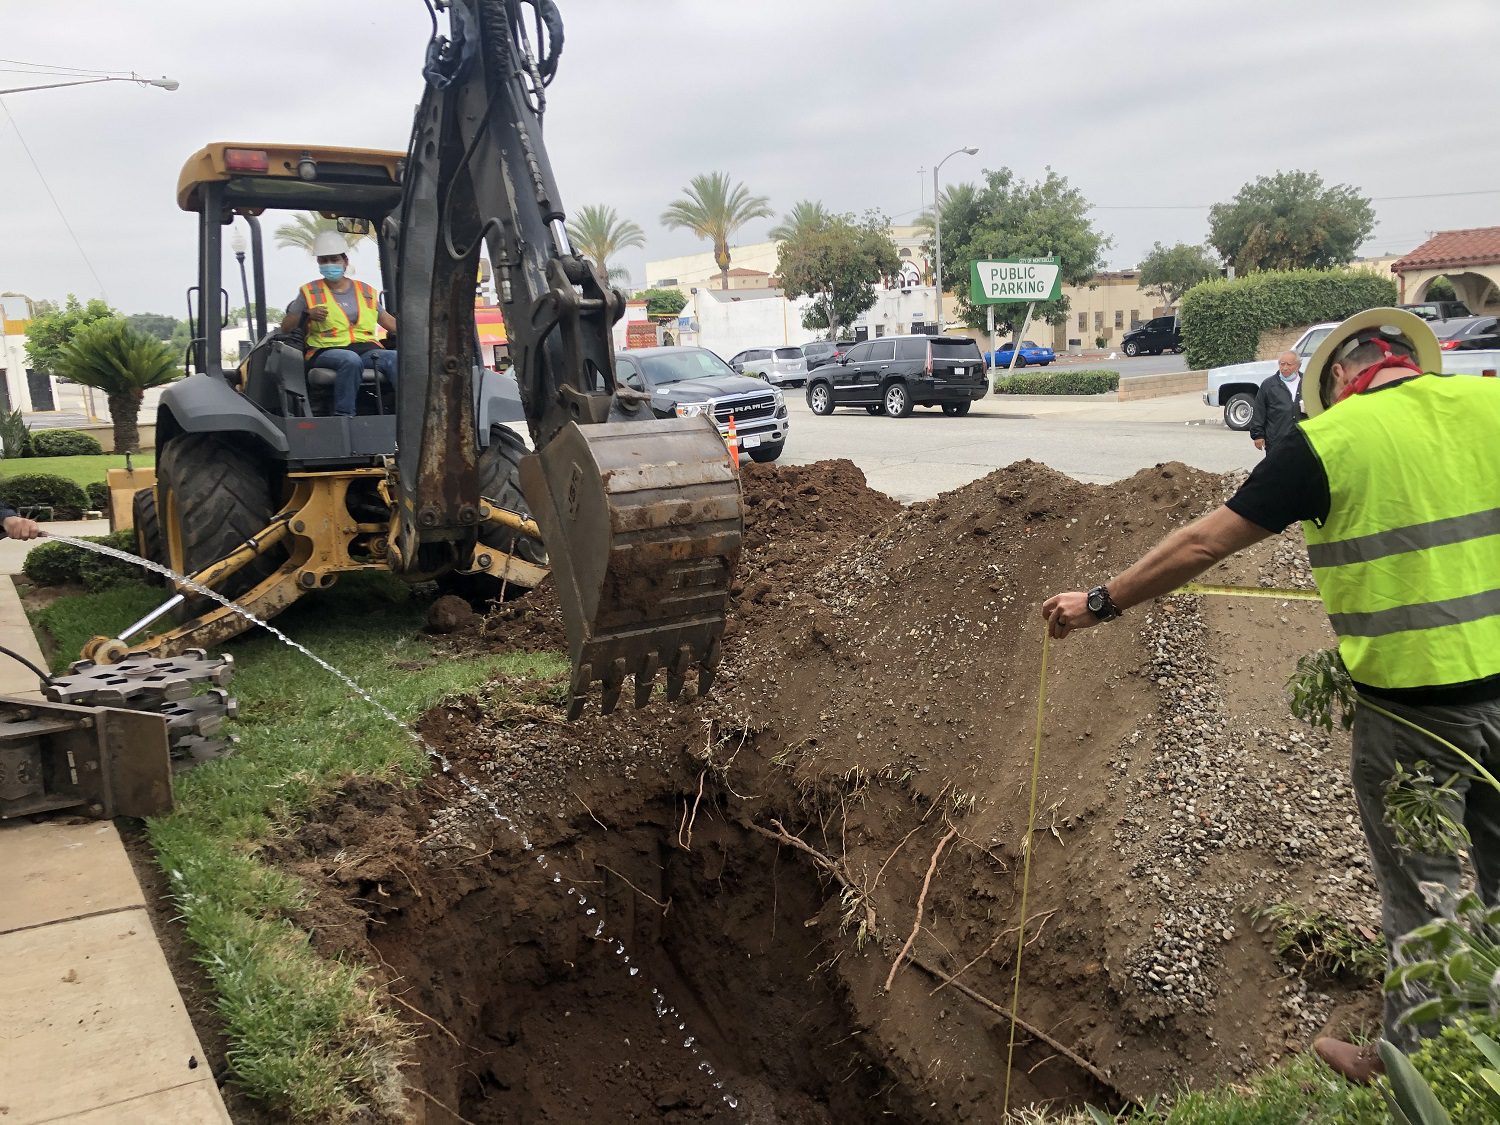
[660, 171, 774, 291]
[1385, 760, 1472, 858]
[1287, 646, 1357, 731]
[1208, 170, 1375, 274]
[0, 408, 32, 458]
[1255, 901, 1385, 982]
[777, 210, 901, 338]
[85, 481, 110, 511]
[31, 429, 104, 457]
[2, 472, 89, 519]
[993, 370, 1119, 395]
[55, 318, 182, 454]
[22, 530, 145, 591]
[1179, 268, 1398, 370]
[565, 203, 646, 285]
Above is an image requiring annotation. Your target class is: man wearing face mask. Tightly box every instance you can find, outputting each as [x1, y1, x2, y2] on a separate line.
[1040, 308, 1500, 1084]
[1249, 350, 1305, 453]
[279, 231, 398, 417]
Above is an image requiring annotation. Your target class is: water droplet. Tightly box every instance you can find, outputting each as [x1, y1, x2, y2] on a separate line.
[725, 1095, 739, 1108]
[629, 967, 639, 976]
[683, 1036, 695, 1048]
[585, 907, 596, 916]
[551, 873, 561, 883]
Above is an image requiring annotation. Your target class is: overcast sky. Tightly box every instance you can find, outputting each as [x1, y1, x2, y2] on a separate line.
[3, 0, 1498, 316]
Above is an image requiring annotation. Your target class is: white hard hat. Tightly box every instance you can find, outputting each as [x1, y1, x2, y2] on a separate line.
[1302, 307, 1441, 418]
[312, 231, 348, 258]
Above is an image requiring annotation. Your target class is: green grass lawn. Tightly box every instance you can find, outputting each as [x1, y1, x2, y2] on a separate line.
[31, 573, 566, 1119]
[0, 452, 155, 488]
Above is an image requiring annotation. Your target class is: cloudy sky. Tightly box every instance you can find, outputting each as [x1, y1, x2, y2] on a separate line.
[3, 0, 1498, 316]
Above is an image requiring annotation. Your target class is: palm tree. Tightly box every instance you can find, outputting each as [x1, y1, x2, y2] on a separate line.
[660, 172, 774, 290]
[272, 212, 368, 254]
[566, 204, 646, 286]
[768, 200, 830, 243]
[55, 318, 181, 453]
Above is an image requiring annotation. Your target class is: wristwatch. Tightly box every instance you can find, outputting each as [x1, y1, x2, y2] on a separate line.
[1087, 585, 1122, 622]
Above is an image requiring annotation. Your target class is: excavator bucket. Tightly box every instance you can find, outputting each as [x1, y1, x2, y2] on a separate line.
[519, 416, 743, 719]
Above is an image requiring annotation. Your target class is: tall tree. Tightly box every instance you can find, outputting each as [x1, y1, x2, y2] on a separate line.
[54, 319, 182, 453]
[23, 294, 117, 374]
[1208, 171, 1375, 273]
[566, 204, 645, 285]
[941, 167, 1111, 335]
[634, 287, 688, 318]
[1137, 242, 1220, 310]
[777, 211, 900, 340]
[124, 312, 179, 341]
[272, 212, 369, 254]
[660, 172, 773, 291]
[768, 200, 830, 243]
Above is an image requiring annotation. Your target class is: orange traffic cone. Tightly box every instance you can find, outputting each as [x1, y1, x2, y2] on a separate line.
[726, 413, 740, 470]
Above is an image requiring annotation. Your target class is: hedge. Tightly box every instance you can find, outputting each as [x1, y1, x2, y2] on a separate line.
[3, 473, 90, 519]
[1178, 268, 1398, 370]
[22, 530, 144, 591]
[992, 369, 1119, 395]
[30, 429, 104, 457]
[85, 481, 110, 511]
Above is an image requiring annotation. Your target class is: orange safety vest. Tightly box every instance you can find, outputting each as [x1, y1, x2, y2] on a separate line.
[300, 279, 381, 357]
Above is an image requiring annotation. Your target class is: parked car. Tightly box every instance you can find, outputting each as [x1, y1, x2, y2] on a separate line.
[727, 345, 808, 388]
[1203, 322, 1336, 430]
[985, 340, 1055, 368]
[1121, 315, 1181, 357]
[1435, 315, 1500, 351]
[1400, 300, 1472, 322]
[804, 335, 987, 418]
[614, 346, 789, 462]
[801, 339, 855, 371]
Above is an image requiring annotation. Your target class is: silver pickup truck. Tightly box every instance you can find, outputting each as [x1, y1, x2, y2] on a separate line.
[1203, 323, 1500, 429]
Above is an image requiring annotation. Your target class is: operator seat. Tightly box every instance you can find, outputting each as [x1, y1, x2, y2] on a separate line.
[305, 360, 393, 416]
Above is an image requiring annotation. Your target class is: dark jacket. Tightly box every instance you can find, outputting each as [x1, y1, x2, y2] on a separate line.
[1250, 373, 1305, 449]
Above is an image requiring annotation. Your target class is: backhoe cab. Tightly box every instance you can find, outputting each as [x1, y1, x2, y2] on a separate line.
[96, 0, 742, 718]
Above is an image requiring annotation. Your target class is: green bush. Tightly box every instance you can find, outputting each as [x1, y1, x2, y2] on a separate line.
[992, 369, 1119, 395]
[1178, 267, 1398, 370]
[85, 481, 110, 511]
[30, 429, 104, 457]
[2, 473, 89, 519]
[0, 408, 31, 458]
[22, 530, 145, 591]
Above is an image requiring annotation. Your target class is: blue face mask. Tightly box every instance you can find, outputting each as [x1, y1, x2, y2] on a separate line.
[319, 263, 345, 281]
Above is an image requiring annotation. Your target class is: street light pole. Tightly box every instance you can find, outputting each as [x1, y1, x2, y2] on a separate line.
[231, 227, 253, 358]
[0, 75, 179, 96]
[932, 145, 978, 334]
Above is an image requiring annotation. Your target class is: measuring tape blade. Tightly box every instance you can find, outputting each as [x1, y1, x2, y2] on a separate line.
[1180, 581, 1322, 602]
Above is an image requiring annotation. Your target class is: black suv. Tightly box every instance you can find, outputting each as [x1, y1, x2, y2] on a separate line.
[614, 346, 789, 462]
[801, 339, 855, 371]
[1121, 314, 1180, 357]
[804, 335, 987, 418]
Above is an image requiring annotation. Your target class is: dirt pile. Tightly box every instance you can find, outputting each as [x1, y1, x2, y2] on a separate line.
[280, 458, 1377, 1122]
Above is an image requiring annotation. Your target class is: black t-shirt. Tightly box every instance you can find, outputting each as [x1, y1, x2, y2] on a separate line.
[1224, 374, 1500, 705]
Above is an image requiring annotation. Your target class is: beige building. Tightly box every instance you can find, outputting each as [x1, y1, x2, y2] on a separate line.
[1390, 230, 1500, 313]
[646, 224, 933, 296]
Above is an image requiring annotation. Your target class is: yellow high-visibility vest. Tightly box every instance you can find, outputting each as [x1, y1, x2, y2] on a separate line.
[300, 279, 380, 356]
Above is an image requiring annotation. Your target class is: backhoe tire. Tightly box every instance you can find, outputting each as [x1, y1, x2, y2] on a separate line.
[132, 487, 167, 587]
[444, 427, 547, 607]
[157, 433, 284, 615]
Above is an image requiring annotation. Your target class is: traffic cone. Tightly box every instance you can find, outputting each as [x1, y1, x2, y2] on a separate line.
[726, 413, 740, 470]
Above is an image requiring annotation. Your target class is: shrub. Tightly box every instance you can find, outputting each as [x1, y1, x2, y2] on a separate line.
[22, 529, 145, 591]
[2, 473, 89, 519]
[0, 408, 31, 457]
[993, 369, 1119, 395]
[1178, 267, 1398, 370]
[30, 429, 104, 457]
[85, 481, 110, 512]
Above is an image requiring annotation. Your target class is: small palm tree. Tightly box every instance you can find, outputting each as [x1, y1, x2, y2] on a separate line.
[768, 200, 830, 243]
[272, 212, 368, 255]
[661, 172, 774, 290]
[566, 204, 645, 286]
[55, 318, 181, 453]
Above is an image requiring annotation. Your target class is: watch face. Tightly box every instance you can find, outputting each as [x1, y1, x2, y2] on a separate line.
[1088, 590, 1105, 613]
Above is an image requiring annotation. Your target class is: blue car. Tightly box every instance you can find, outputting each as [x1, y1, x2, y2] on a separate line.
[985, 340, 1055, 368]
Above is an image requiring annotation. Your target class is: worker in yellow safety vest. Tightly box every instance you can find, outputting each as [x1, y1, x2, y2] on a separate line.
[279, 230, 398, 416]
[1040, 308, 1500, 1084]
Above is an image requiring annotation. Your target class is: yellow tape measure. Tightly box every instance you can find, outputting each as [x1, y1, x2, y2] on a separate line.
[1181, 581, 1322, 602]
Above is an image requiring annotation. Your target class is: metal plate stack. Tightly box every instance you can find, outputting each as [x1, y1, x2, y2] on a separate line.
[43, 650, 238, 772]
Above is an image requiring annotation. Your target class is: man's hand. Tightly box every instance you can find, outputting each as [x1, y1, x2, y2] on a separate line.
[1253, 437, 1265, 451]
[1041, 591, 1098, 639]
[3, 515, 43, 540]
[306, 305, 329, 323]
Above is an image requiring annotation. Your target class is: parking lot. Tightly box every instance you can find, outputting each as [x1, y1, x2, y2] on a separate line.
[778, 387, 1259, 502]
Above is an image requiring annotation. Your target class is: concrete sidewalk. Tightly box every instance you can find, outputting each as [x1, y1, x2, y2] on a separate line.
[0, 572, 230, 1123]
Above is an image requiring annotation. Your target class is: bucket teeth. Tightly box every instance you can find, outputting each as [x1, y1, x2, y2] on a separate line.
[600, 658, 627, 716]
[634, 653, 660, 710]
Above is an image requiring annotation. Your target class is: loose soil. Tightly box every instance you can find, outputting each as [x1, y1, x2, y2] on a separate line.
[262, 458, 1380, 1122]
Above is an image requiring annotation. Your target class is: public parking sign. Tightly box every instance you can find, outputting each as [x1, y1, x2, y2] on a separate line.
[969, 257, 1061, 304]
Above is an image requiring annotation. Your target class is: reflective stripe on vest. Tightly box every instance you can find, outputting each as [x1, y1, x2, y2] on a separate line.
[1300, 373, 1500, 690]
[300, 279, 380, 356]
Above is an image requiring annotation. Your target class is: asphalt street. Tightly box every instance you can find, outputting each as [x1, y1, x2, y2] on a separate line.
[1059, 352, 1188, 376]
[778, 388, 1257, 503]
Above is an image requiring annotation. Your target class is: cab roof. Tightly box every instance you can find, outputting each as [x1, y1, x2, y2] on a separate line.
[176, 142, 405, 217]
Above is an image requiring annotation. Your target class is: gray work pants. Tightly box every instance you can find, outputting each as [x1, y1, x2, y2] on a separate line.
[1351, 695, 1500, 1049]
